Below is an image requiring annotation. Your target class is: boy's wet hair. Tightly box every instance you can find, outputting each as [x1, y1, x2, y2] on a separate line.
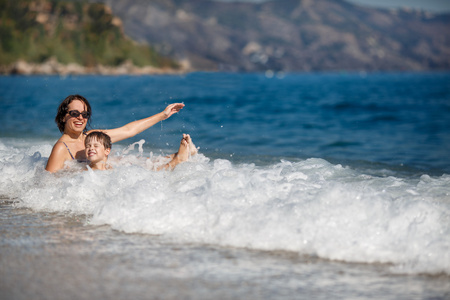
[85, 131, 112, 150]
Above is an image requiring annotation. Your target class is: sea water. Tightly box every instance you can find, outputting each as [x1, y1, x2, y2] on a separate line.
[1, 72, 449, 299]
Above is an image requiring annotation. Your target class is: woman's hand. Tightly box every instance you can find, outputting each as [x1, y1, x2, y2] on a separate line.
[162, 103, 185, 119]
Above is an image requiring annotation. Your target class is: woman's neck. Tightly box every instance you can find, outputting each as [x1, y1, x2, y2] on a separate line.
[63, 129, 84, 140]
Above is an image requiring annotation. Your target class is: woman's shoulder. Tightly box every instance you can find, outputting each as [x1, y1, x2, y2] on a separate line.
[50, 141, 70, 154]
[46, 140, 73, 172]
[51, 136, 74, 153]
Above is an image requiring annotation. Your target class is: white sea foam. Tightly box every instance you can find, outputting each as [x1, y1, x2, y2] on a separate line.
[1, 138, 449, 275]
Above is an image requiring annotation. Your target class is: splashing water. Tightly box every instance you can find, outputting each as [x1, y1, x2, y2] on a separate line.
[1, 139, 449, 276]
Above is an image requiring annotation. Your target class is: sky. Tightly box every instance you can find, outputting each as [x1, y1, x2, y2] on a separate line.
[217, 0, 450, 13]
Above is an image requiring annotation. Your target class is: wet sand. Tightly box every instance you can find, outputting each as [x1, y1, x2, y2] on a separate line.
[1, 203, 449, 300]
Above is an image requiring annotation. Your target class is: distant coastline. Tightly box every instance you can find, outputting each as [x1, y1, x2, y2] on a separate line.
[0, 1, 183, 76]
[0, 57, 187, 76]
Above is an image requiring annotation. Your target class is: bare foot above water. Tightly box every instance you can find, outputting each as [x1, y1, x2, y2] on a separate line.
[159, 136, 190, 170]
[176, 137, 190, 163]
[183, 134, 198, 156]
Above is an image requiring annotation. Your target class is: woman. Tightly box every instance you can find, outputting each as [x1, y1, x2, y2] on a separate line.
[46, 94, 186, 172]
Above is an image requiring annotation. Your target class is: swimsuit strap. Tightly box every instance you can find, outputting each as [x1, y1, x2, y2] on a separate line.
[61, 142, 75, 160]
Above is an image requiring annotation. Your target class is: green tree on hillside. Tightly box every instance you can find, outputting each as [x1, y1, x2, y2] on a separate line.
[0, 0, 179, 69]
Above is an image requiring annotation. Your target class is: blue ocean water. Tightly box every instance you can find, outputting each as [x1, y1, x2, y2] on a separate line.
[1, 72, 450, 299]
[1, 72, 449, 173]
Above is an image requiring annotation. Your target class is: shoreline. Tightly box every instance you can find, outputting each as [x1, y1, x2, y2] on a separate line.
[1, 202, 449, 300]
[2, 60, 449, 76]
[0, 57, 188, 76]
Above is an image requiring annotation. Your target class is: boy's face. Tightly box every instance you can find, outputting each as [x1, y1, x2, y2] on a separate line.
[85, 138, 111, 163]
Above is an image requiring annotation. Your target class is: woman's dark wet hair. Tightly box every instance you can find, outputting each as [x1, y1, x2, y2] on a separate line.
[85, 131, 112, 150]
[55, 94, 92, 133]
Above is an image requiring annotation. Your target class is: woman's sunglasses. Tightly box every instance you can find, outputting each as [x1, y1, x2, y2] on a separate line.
[68, 110, 90, 119]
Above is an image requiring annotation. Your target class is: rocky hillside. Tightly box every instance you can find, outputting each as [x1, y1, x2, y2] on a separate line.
[98, 0, 450, 72]
[0, 0, 180, 74]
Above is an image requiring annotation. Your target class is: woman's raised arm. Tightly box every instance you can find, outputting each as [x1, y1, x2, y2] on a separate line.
[98, 103, 185, 143]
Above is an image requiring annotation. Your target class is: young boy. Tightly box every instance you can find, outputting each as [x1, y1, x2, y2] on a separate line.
[85, 131, 112, 170]
[84, 131, 196, 170]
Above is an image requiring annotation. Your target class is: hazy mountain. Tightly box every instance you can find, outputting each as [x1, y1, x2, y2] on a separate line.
[95, 0, 449, 72]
